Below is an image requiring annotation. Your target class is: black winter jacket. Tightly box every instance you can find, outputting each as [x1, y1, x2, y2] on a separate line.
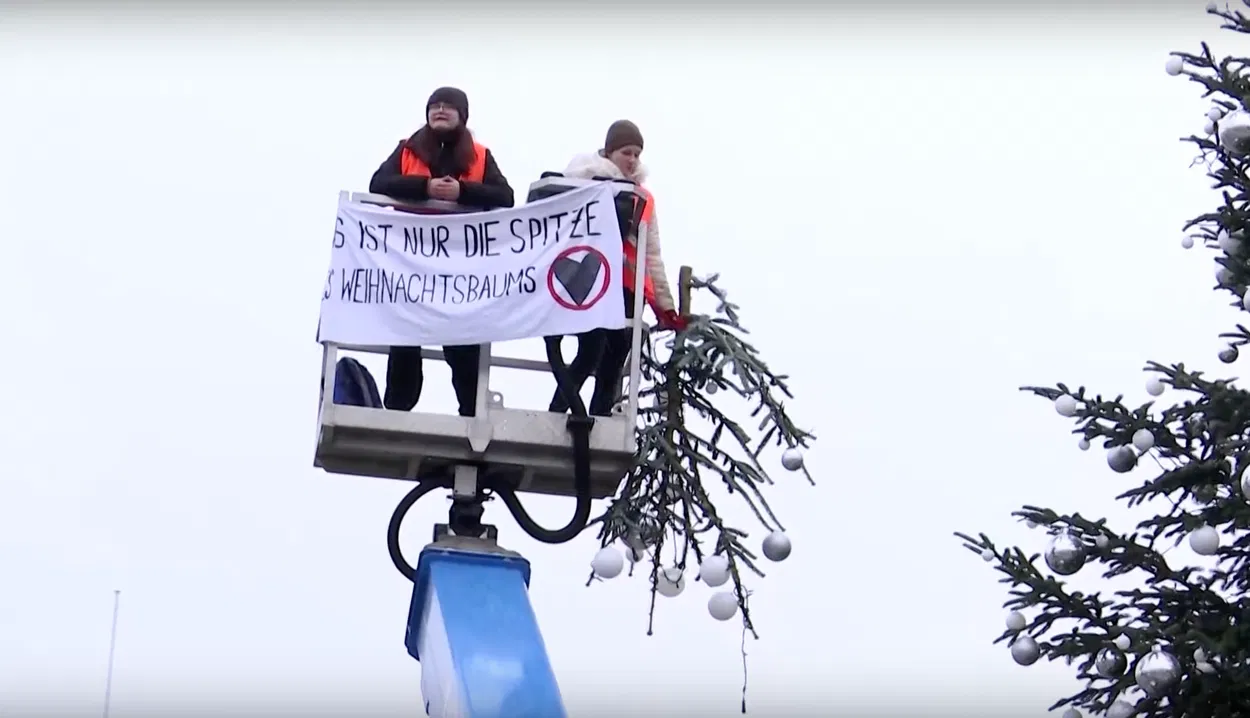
[368, 130, 515, 209]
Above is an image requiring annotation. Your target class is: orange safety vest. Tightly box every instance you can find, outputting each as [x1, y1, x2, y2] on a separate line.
[623, 186, 660, 312]
[399, 140, 488, 183]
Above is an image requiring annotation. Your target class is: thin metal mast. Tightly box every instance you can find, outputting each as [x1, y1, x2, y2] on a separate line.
[103, 590, 120, 718]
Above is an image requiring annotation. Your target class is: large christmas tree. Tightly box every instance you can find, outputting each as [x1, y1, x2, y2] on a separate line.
[955, 6, 1250, 717]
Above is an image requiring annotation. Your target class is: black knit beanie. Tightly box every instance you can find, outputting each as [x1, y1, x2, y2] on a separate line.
[427, 86, 469, 123]
[604, 120, 644, 154]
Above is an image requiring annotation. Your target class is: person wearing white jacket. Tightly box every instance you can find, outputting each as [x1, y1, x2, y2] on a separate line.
[548, 120, 687, 417]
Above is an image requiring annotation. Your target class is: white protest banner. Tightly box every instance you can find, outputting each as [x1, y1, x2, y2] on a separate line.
[317, 183, 627, 348]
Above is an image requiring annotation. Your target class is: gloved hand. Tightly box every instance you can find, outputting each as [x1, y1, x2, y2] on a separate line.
[656, 309, 688, 332]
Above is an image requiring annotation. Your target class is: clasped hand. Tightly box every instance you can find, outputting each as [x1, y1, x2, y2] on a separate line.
[429, 176, 461, 201]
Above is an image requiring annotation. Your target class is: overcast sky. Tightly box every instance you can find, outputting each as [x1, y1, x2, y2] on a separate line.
[0, 2, 1236, 715]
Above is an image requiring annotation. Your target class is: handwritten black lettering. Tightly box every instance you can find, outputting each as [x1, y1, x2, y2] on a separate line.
[508, 212, 573, 254]
[357, 221, 389, 253]
[582, 200, 601, 236]
[463, 221, 500, 257]
[403, 225, 451, 258]
[482, 220, 499, 256]
[333, 216, 346, 248]
[333, 267, 538, 304]
[569, 200, 601, 239]
[509, 218, 527, 254]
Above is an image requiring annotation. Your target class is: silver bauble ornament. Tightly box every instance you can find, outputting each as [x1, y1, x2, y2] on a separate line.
[1005, 610, 1026, 632]
[1010, 635, 1040, 666]
[1220, 346, 1239, 364]
[1106, 700, 1135, 718]
[761, 531, 791, 561]
[1096, 647, 1128, 677]
[1044, 530, 1088, 576]
[656, 567, 685, 597]
[1135, 646, 1182, 698]
[1219, 108, 1250, 155]
[1241, 471, 1250, 500]
[1108, 446, 1138, 473]
[704, 381, 718, 395]
[1062, 709, 1082, 718]
[780, 448, 804, 472]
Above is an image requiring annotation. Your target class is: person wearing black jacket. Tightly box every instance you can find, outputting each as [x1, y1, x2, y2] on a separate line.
[368, 86, 515, 417]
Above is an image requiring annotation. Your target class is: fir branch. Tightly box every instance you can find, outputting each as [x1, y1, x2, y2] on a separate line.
[583, 271, 816, 713]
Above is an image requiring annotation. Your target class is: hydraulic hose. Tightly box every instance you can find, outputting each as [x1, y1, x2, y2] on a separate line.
[387, 478, 451, 582]
[483, 336, 595, 544]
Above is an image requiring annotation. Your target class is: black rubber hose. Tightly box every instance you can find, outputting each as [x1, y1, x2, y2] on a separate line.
[485, 337, 595, 544]
[387, 479, 449, 582]
[488, 415, 593, 544]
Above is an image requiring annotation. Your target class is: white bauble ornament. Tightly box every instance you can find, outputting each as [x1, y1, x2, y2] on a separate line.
[980, 548, 994, 562]
[1096, 647, 1128, 677]
[1026, 519, 1038, 529]
[1095, 534, 1110, 551]
[1106, 699, 1135, 718]
[1194, 647, 1207, 663]
[1209, 106, 1225, 121]
[1135, 646, 1182, 698]
[1216, 265, 1232, 285]
[1182, 235, 1195, 249]
[707, 591, 738, 621]
[1165, 56, 1185, 75]
[1062, 709, 1082, 718]
[1206, 120, 1217, 135]
[1218, 109, 1250, 155]
[591, 547, 624, 579]
[1054, 395, 1078, 417]
[656, 567, 685, 597]
[1132, 429, 1155, 452]
[1219, 229, 1242, 253]
[1198, 660, 1216, 674]
[1078, 438, 1090, 451]
[1242, 291, 1250, 311]
[780, 448, 804, 471]
[1108, 446, 1138, 473]
[1240, 471, 1250, 500]
[704, 381, 718, 395]
[1010, 635, 1040, 666]
[1189, 525, 1220, 556]
[1207, 0, 1219, 11]
[621, 543, 645, 563]
[1113, 634, 1132, 651]
[1005, 610, 1026, 632]
[1044, 530, 1088, 576]
[1146, 377, 1165, 396]
[699, 554, 730, 587]
[762, 531, 792, 562]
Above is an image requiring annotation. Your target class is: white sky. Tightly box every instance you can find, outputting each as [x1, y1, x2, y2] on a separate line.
[0, 2, 1236, 715]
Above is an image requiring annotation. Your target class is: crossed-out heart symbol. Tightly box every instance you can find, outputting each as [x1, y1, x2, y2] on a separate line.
[552, 252, 605, 305]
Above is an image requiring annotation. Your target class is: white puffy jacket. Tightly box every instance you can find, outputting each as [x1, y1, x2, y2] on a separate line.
[563, 151, 675, 313]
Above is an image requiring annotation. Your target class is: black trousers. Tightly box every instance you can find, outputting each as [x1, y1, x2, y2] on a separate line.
[384, 344, 481, 417]
[548, 289, 636, 417]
